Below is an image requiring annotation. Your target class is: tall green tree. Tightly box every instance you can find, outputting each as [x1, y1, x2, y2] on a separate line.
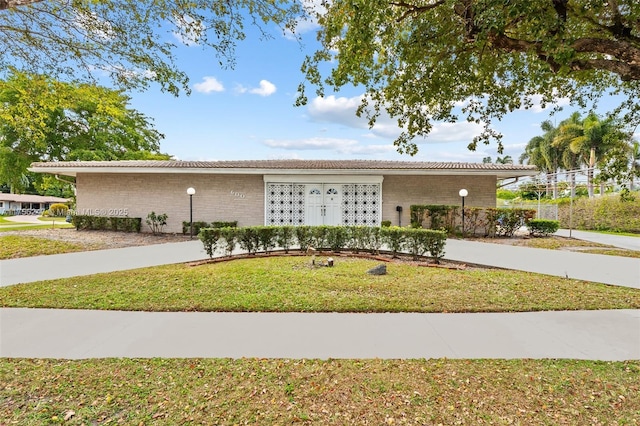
[520, 121, 562, 197]
[0, 0, 304, 95]
[0, 70, 167, 192]
[554, 112, 627, 197]
[299, 1, 640, 155]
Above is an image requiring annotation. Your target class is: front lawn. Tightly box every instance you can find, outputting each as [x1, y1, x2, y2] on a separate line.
[1, 256, 639, 312]
[1, 358, 638, 424]
[0, 235, 99, 259]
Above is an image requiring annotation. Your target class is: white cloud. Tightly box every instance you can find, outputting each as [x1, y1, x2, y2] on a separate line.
[308, 94, 484, 143]
[235, 80, 277, 96]
[263, 137, 395, 155]
[523, 94, 571, 113]
[250, 80, 277, 96]
[421, 122, 483, 144]
[308, 95, 371, 129]
[193, 76, 224, 94]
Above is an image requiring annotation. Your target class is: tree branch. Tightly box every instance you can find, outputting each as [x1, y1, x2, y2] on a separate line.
[0, 0, 44, 10]
[390, 0, 447, 22]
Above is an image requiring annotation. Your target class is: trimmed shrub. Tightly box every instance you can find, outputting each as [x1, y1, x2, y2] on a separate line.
[527, 219, 560, 237]
[380, 220, 391, 227]
[182, 221, 209, 235]
[72, 215, 141, 232]
[402, 228, 447, 261]
[211, 221, 238, 228]
[199, 228, 222, 257]
[310, 225, 329, 250]
[485, 208, 536, 237]
[256, 226, 278, 253]
[326, 226, 349, 252]
[237, 227, 260, 255]
[218, 227, 237, 256]
[381, 226, 406, 258]
[410, 205, 458, 233]
[276, 226, 295, 254]
[196, 225, 448, 261]
[294, 226, 313, 251]
[48, 203, 69, 217]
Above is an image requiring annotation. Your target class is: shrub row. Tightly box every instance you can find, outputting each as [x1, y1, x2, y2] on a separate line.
[411, 205, 536, 237]
[182, 220, 238, 235]
[199, 225, 447, 262]
[558, 195, 640, 233]
[72, 215, 142, 232]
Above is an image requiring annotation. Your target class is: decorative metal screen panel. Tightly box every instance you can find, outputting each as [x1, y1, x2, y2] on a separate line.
[341, 184, 380, 225]
[266, 184, 305, 225]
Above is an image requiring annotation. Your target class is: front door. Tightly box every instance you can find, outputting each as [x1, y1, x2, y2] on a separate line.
[305, 184, 342, 225]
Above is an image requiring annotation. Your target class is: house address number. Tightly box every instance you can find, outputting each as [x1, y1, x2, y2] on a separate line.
[230, 190, 246, 199]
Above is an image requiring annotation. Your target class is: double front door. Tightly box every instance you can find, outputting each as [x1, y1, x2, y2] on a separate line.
[305, 184, 342, 226]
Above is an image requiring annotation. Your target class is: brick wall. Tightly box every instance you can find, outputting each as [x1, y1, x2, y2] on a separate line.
[75, 172, 497, 232]
[76, 173, 265, 233]
[381, 175, 496, 226]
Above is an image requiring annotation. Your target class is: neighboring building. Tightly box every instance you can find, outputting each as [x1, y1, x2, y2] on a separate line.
[0, 193, 70, 215]
[29, 160, 538, 233]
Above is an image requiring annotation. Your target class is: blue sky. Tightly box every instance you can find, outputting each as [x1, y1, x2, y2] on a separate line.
[124, 13, 625, 164]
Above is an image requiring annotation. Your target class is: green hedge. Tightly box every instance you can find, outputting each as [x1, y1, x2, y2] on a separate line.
[527, 219, 560, 237]
[182, 220, 238, 235]
[198, 225, 447, 262]
[558, 195, 640, 233]
[411, 205, 536, 237]
[72, 215, 142, 232]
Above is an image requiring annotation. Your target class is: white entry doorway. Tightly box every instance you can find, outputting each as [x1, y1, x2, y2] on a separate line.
[305, 184, 342, 226]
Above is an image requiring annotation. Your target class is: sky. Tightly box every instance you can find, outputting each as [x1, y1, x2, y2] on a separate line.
[122, 12, 627, 165]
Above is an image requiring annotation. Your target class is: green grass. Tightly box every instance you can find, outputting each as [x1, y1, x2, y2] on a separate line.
[1, 358, 638, 424]
[513, 236, 640, 258]
[0, 223, 74, 232]
[580, 229, 640, 237]
[37, 216, 69, 222]
[0, 235, 100, 259]
[2, 256, 639, 312]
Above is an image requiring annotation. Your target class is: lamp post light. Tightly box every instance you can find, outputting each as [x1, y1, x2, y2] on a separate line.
[187, 187, 196, 239]
[458, 188, 468, 237]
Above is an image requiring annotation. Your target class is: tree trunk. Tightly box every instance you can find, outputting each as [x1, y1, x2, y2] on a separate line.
[588, 147, 596, 198]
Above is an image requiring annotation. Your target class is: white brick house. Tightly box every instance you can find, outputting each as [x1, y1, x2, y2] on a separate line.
[30, 160, 537, 233]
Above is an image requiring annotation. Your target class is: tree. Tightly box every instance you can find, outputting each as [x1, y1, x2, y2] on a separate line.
[0, 1, 304, 95]
[495, 155, 513, 164]
[0, 70, 167, 192]
[553, 112, 627, 197]
[520, 121, 562, 198]
[298, 1, 640, 155]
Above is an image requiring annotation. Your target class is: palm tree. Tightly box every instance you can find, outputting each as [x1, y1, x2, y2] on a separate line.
[554, 112, 626, 197]
[495, 155, 513, 164]
[520, 120, 561, 198]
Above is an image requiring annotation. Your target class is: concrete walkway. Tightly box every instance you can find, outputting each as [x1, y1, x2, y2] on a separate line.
[556, 228, 640, 251]
[1, 232, 639, 360]
[1, 308, 638, 360]
[2, 236, 638, 288]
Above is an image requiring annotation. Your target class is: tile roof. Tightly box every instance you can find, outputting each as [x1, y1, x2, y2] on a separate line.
[30, 159, 537, 172]
[0, 194, 70, 203]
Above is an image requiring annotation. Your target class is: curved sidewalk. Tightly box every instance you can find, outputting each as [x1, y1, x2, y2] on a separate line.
[555, 228, 640, 251]
[2, 237, 638, 288]
[1, 308, 638, 360]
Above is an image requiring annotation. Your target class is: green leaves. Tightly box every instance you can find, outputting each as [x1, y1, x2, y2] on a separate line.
[299, 0, 640, 155]
[0, 0, 304, 95]
[0, 70, 166, 191]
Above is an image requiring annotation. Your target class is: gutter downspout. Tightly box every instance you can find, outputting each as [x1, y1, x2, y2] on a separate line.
[497, 177, 520, 188]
